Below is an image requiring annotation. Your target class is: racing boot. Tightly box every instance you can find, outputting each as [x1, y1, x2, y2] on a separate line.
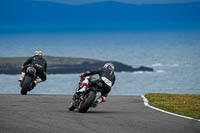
[18, 72, 25, 82]
[29, 77, 42, 90]
[91, 96, 106, 108]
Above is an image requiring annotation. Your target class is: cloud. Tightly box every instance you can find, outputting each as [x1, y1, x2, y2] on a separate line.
[33, 0, 200, 5]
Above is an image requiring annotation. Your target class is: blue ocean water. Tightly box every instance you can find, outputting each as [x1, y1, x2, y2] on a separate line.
[0, 30, 200, 95]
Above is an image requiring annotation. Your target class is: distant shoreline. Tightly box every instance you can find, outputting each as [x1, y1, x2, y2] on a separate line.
[0, 56, 154, 74]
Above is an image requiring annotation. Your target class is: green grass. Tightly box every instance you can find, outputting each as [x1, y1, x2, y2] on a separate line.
[145, 93, 200, 120]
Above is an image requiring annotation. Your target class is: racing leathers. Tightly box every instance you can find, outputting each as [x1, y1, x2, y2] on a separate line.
[79, 67, 116, 106]
[20, 55, 47, 88]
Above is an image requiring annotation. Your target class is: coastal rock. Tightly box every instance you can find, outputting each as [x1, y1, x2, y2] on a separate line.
[0, 56, 153, 74]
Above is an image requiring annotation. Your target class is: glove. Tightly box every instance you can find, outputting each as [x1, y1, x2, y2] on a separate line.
[21, 66, 24, 70]
[81, 73, 85, 79]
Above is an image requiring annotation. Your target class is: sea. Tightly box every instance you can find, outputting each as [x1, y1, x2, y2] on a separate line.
[0, 30, 200, 95]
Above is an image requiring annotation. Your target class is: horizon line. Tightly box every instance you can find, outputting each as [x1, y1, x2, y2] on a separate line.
[33, 0, 200, 5]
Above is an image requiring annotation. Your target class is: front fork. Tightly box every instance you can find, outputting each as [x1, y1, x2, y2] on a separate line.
[73, 90, 90, 108]
[72, 92, 81, 108]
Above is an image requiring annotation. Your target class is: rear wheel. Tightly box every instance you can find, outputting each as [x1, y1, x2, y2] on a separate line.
[78, 91, 96, 113]
[21, 76, 32, 95]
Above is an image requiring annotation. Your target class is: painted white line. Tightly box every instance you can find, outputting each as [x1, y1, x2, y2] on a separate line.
[141, 95, 200, 122]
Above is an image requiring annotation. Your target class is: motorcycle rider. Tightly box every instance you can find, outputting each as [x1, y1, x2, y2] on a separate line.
[19, 50, 47, 90]
[77, 63, 116, 107]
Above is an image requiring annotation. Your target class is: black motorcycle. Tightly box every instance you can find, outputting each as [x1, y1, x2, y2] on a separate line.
[68, 77, 102, 113]
[20, 65, 37, 95]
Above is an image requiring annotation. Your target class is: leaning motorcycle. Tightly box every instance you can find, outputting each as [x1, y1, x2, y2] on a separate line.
[68, 77, 101, 113]
[20, 65, 37, 95]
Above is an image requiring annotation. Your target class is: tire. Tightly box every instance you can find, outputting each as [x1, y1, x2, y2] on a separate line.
[68, 102, 76, 111]
[78, 91, 96, 113]
[21, 76, 32, 95]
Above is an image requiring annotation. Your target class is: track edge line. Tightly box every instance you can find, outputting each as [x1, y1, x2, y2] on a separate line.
[141, 95, 200, 122]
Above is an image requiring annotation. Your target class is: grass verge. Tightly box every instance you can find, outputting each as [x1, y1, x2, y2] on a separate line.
[144, 93, 200, 120]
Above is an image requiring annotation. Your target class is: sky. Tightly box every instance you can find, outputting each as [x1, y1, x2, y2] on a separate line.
[34, 0, 200, 5]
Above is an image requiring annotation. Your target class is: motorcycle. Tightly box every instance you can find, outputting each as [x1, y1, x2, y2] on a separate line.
[20, 65, 37, 95]
[68, 77, 102, 113]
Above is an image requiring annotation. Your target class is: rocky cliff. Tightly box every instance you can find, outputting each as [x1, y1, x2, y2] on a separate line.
[0, 56, 153, 74]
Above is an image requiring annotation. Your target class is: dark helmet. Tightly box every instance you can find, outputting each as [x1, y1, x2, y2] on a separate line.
[103, 63, 114, 71]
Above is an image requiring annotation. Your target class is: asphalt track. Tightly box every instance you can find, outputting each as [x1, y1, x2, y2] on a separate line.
[0, 94, 199, 133]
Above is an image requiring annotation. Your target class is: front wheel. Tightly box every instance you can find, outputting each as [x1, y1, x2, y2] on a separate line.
[78, 91, 96, 113]
[21, 76, 32, 95]
[68, 102, 76, 111]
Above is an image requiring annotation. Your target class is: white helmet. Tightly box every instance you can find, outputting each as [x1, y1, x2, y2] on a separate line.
[104, 63, 114, 71]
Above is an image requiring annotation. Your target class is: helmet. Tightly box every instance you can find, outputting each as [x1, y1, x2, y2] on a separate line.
[103, 63, 114, 71]
[34, 51, 43, 56]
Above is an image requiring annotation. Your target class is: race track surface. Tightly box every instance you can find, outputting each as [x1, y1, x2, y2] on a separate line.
[0, 94, 199, 133]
